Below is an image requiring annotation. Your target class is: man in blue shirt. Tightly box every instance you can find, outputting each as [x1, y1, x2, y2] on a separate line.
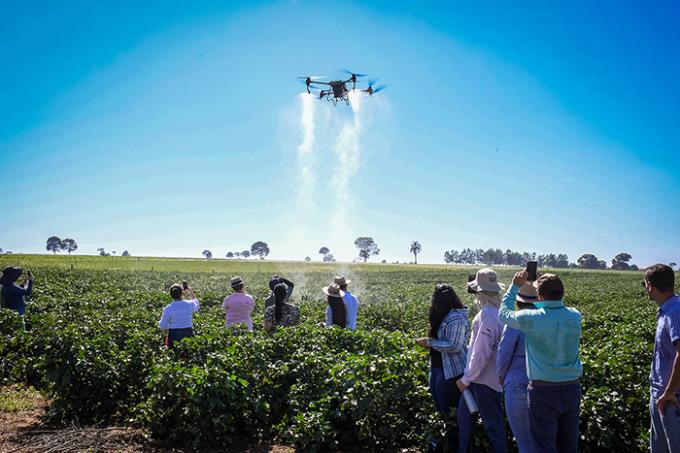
[326, 275, 359, 330]
[499, 270, 582, 453]
[643, 264, 680, 453]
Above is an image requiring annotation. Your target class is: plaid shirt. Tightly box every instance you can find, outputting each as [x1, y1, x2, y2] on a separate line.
[429, 309, 470, 380]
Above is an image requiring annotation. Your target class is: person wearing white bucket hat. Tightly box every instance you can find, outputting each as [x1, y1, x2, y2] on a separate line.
[497, 282, 538, 453]
[457, 268, 507, 453]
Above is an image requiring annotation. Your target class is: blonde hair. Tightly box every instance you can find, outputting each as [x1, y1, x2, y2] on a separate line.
[475, 290, 501, 308]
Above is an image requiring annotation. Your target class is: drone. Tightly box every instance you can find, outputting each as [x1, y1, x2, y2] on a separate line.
[298, 70, 386, 106]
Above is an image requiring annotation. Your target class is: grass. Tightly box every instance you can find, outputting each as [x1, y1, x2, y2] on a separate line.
[0, 385, 42, 413]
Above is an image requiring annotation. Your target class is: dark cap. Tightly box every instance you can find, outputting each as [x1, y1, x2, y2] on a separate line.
[0, 266, 23, 285]
[532, 273, 564, 300]
[269, 276, 282, 291]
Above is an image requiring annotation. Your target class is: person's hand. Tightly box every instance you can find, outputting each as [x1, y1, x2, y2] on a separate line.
[512, 270, 528, 287]
[456, 378, 468, 392]
[656, 391, 680, 413]
[415, 337, 429, 348]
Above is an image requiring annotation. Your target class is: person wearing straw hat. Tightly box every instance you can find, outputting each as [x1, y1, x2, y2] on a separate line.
[223, 276, 255, 331]
[326, 275, 358, 330]
[158, 282, 200, 348]
[323, 282, 347, 328]
[498, 270, 582, 453]
[497, 282, 538, 453]
[0, 266, 34, 330]
[457, 268, 507, 453]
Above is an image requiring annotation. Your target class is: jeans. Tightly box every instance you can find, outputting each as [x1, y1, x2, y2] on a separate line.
[166, 327, 194, 348]
[458, 383, 506, 453]
[429, 367, 462, 416]
[650, 394, 680, 453]
[505, 382, 533, 453]
[527, 382, 581, 453]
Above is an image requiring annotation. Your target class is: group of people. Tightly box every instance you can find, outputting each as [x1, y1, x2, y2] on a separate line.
[157, 274, 360, 347]
[415, 265, 680, 453]
[1, 263, 679, 453]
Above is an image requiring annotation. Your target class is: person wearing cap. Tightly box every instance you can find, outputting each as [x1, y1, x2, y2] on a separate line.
[264, 283, 300, 331]
[323, 283, 347, 328]
[499, 271, 582, 453]
[496, 283, 538, 453]
[642, 264, 680, 453]
[326, 275, 359, 330]
[158, 282, 200, 348]
[457, 268, 507, 453]
[0, 266, 34, 319]
[415, 283, 469, 453]
[264, 275, 294, 310]
[223, 276, 255, 331]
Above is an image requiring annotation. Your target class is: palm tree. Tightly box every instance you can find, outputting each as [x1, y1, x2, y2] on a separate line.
[410, 241, 422, 264]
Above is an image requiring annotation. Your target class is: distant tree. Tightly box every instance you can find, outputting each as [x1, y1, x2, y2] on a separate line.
[555, 254, 570, 268]
[598, 260, 607, 269]
[354, 237, 380, 263]
[0, 248, 3, 254]
[611, 253, 632, 270]
[630, 264, 639, 271]
[670, 262, 677, 270]
[251, 241, 270, 260]
[241, 250, 251, 259]
[59, 238, 78, 255]
[304, 256, 311, 262]
[444, 251, 453, 264]
[111, 251, 117, 256]
[577, 253, 600, 269]
[97, 247, 109, 257]
[46, 236, 63, 254]
[4, 251, 11, 255]
[235, 252, 241, 259]
[202, 250, 213, 260]
[122, 250, 131, 257]
[323, 253, 336, 262]
[410, 241, 422, 264]
[319, 247, 330, 257]
[226, 252, 234, 259]
[381, 259, 387, 264]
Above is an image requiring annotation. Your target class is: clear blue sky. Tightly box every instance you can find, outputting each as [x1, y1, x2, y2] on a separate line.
[1, 0, 679, 266]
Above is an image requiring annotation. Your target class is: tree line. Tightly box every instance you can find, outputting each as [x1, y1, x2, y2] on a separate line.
[442, 248, 641, 270]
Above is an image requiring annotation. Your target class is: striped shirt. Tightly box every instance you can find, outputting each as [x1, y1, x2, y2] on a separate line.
[429, 308, 469, 380]
[650, 294, 680, 399]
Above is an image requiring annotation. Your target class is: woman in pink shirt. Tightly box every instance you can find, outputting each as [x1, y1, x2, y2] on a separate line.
[223, 276, 255, 331]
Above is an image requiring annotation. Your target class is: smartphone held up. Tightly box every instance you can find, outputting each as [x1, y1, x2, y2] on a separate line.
[526, 261, 538, 282]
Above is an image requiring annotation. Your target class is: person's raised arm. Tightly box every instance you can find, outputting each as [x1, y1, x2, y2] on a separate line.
[498, 271, 535, 331]
[18, 271, 34, 297]
[185, 286, 199, 311]
[279, 277, 295, 299]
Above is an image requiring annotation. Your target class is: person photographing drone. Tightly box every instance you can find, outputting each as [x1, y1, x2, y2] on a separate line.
[498, 264, 583, 453]
[158, 281, 199, 348]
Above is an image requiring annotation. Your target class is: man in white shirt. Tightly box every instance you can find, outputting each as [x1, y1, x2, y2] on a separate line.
[158, 282, 199, 348]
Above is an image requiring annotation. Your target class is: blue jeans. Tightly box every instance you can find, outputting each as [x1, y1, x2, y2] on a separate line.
[527, 382, 581, 453]
[458, 383, 506, 453]
[429, 367, 462, 417]
[650, 394, 680, 453]
[505, 382, 533, 453]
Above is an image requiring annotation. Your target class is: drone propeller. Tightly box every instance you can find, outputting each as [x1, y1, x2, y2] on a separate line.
[297, 75, 326, 80]
[341, 69, 367, 78]
[372, 84, 387, 94]
[367, 78, 379, 87]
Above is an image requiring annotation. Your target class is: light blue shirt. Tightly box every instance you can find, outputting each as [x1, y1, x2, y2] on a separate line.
[325, 290, 359, 330]
[497, 325, 529, 387]
[498, 284, 583, 382]
[650, 295, 680, 399]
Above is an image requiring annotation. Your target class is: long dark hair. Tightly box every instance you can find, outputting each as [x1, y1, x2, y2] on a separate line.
[273, 283, 287, 323]
[429, 284, 464, 338]
[327, 296, 347, 328]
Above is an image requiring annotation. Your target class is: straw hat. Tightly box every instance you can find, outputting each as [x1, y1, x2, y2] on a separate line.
[467, 268, 505, 293]
[334, 275, 351, 286]
[516, 282, 538, 303]
[230, 276, 245, 289]
[322, 283, 346, 298]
